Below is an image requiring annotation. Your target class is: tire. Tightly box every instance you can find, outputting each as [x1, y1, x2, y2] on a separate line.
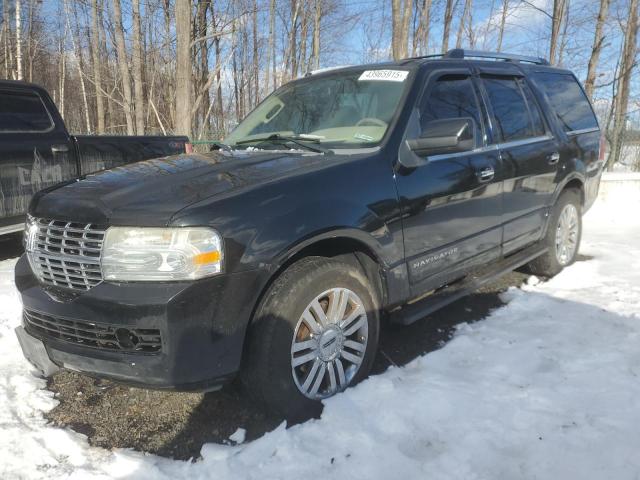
[525, 189, 582, 277]
[241, 256, 380, 421]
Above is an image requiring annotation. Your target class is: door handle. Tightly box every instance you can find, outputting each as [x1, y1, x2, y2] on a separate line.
[51, 144, 69, 154]
[476, 166, 495, 183]
[548, 152, 560, 165]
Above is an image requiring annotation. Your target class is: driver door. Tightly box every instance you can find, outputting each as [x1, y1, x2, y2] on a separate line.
[395, 70, 504, 297]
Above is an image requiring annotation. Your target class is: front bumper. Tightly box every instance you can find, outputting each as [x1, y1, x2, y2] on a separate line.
[15, 255, 266, 391]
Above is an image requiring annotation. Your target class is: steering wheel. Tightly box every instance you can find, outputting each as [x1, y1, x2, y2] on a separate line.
[355, 117, 387, 128]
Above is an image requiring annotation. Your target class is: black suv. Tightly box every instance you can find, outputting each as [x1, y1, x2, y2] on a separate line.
[15, 50, 603, 419]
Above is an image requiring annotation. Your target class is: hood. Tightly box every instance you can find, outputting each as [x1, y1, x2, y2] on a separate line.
[30, 151, 329, 225]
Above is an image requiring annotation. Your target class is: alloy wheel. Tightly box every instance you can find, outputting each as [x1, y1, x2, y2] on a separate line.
[290, 287, 368, 400]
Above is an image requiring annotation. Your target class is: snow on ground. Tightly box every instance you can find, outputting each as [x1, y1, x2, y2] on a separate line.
[1, 188, 640, 479]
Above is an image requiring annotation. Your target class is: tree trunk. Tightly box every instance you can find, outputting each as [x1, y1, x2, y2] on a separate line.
[64, 0, 91, 133]
[132, 0, 145, 135]
[26, 0, 33, 81]
[414, 0, 432, 55]
[15, 0, 22, 80]
[549, 0, 567, 64]
[442, 0, 455, 53]
[497, 0, 508, 52]
[311, 0, 322, 69]
[456, 0, 472, 48]
[175, 0, 192, 137]
[391, 0, 412, 60]
[607, 0, 638, 169]
[90, 0, 105, 134]
[111, 0, 135, 135]
[289, 0, 301, 78]
[584, 0, 611, 99]
[252, 0, 259, 105]
[265, 0, 275, 90]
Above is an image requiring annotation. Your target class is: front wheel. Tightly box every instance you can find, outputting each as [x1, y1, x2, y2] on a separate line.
[241, 256, 380, 421]
[525, 189, 582, 277]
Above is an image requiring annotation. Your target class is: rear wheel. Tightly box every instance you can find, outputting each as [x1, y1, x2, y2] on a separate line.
[242, 256, 380, 421]
[525, 189, 582, 277]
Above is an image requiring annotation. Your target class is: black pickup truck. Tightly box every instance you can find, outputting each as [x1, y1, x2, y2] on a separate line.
[15, 50, 603, 420]
[0, 80, 189, 235]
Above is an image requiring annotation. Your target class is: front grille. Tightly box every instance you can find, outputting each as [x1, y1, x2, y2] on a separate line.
[24, 309, 162, 353]
[27, 218, 106, 291]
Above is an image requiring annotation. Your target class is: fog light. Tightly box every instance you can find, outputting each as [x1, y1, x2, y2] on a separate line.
[115, 328, 139, 350]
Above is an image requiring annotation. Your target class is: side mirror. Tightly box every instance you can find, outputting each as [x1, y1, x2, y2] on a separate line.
[407, 117, 476, 157]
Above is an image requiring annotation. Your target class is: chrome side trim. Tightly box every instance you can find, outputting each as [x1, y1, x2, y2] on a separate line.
[0, 223, 24, 235]
[427, 144, 499, 162]
[498, 135, 553, 150]
[425, 135, 553, 162]
[566, 127, 600, 136]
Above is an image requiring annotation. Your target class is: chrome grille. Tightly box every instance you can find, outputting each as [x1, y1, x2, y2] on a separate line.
[23, 308, 162, 353]
[27, 217, 106, 291]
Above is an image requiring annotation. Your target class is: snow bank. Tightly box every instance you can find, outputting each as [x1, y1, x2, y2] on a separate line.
[1, 192, 639, 479]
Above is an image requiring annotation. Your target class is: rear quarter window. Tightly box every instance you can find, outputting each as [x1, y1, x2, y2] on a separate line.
[532, 73, 598, 133]
[0, 90, 54, 132]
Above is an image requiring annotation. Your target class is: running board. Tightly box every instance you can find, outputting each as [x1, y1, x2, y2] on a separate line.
[390, 244, 548, 325]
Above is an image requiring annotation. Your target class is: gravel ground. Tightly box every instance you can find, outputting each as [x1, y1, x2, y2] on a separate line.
[2, 233, 534, 460]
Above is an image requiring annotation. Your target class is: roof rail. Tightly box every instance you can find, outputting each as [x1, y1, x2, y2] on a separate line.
[444, 49, 549, 65]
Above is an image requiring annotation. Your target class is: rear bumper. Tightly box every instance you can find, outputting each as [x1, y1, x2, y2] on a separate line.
[15, 255, 266, 391]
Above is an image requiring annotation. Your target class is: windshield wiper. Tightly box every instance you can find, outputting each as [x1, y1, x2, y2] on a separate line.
[235, 134, 332, 154]
[210, 141, 233, 152]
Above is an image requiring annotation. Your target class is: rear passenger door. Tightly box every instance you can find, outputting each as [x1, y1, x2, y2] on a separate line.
[397, 70, 503, 297]
[0, 87, 76, 232]
[479, 74, 560, 255]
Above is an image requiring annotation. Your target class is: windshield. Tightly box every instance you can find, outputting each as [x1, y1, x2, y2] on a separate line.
[225, 68, 410, 150]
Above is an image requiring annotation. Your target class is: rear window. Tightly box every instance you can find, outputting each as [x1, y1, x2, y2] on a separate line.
[0, 90, 53, 132]
[532, 73, 598, 133]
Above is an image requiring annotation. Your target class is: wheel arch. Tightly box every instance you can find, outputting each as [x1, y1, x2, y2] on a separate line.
[248, 230, 389, 329]
[554, 174, 585, 207]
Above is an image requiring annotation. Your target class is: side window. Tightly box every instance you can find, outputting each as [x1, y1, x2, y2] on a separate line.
[420, 75, 482, 142]
[482, 76, 542, 142]
[0, 90, 53, 132]
[532, 72, 598, 133]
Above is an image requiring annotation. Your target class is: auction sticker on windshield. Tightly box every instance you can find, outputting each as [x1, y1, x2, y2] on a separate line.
[358, 70, 409, 82]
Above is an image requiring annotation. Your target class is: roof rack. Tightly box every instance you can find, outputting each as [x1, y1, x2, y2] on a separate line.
[443, 49, 549, 65]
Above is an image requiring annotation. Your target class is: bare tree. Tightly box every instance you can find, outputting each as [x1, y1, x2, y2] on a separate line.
[266, 0, 276, 90]
[608, 0, 638, 168]
[131, 0, 145, 135]
[90, 0, 105, 134]
[391, 0, 412, 60]
[584, 0, 611, 99]
[15, 0, 21, 80]
[549, 0, 567, 64]
[413, 0, 432, 55]
[456, 0, 473, 48]
[175, 0, 192, 137]
[111, 0, 134, 135]
[442, 0, 455, 53]
[311, 0, 322, 69]
[496, 0, 508, 52]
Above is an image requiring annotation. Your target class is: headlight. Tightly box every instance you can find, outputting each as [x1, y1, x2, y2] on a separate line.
[101, 227, 223, 281]
[24, 214, 38, 250]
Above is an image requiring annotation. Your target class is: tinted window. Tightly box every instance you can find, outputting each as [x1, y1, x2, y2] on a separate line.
[421, 75, 482, 140]
[0, 91, 53, 132]
[533, 73, 597, 132]
[521, 82, 546, 136]
[483, 77, 539, 142]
